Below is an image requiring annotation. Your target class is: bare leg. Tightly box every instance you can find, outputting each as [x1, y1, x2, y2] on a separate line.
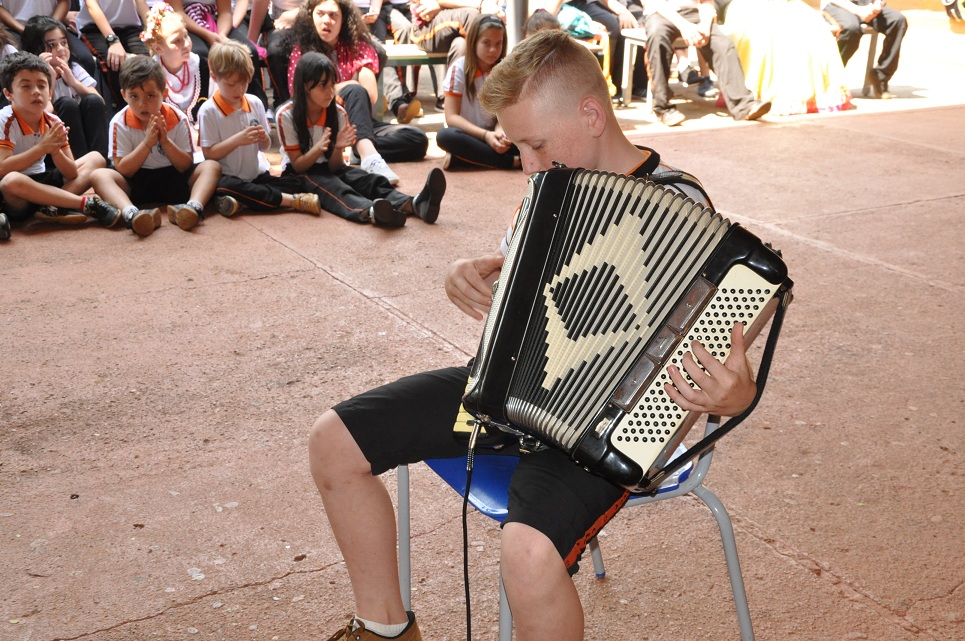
[0, 173, 85, 210]
[187, 160, 221, 206]
[501, 522, 584, 641]
[308, 410, 409, 625]
[90, 168, 134, 210]
[62, 152, 106, 195]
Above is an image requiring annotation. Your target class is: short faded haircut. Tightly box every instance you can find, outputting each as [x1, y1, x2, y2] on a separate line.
[479, 29, 610, 116]
[119, 54, 165, 92]
[208, 40, 254, 83]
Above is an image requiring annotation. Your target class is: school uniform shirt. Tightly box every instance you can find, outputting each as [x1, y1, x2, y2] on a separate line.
[53, 62, 97, 102]
[155, 52, 209, 124]
[109, 103, 194, 169]
[275, 100, 348, 169]
[197, 90, 271, 181]
[77, 0, 143, 31]
[0, 105, 70, 175]
[442, 57, 496, 130]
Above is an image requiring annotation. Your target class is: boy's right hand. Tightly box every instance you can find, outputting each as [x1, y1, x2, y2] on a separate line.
[41, 121, 69, 154]
[144, 116, 161, 146]
[242, 125, 269, 146]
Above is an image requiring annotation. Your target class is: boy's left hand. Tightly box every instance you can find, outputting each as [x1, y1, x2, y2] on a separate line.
[40, 121, 69, 153]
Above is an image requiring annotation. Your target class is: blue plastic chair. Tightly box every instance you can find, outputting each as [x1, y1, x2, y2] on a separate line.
[396, 417, 754, 641]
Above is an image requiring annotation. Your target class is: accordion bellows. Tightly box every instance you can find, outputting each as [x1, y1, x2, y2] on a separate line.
[463, 168, 792, 492]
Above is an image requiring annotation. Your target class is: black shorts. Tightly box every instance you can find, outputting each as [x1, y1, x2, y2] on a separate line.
[333, 366, 629, 572]
[127, 165, 194, 206]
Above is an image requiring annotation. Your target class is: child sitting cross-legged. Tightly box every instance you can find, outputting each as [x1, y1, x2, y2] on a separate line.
[90, 55, 222, 238]
[277, 52, 446, 228]
[0, 51, 120, 239]
[198, 40, 321, 218]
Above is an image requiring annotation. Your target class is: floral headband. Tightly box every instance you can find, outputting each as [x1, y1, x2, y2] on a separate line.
[140, 2, 179, 43]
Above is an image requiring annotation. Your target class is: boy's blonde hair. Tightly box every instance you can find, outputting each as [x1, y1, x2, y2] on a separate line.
[480, 29, 609, 116]
[208, 40, 254, 83]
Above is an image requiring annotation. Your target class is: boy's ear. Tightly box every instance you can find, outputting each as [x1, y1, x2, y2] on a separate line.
[2, 88, 11, 102]
[120, 88, 127, 102]
[579, 95, 606, 138]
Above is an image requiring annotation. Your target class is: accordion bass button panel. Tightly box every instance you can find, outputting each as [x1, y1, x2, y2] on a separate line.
[611, 263, 781, 484]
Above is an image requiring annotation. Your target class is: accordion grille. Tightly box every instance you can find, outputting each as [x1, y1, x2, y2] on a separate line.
[503, 170, 729, 450]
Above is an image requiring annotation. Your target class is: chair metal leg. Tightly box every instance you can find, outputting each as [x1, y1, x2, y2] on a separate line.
[862, 29, 880, 96]
[588, 536, 607, 578]
[498, 575, 513, 641]
[692, 484, 754, 641]
[397, 464, 412, 611]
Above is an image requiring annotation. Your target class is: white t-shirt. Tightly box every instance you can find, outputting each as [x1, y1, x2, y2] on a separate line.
[442, 57, 496, 130]
[77, 0, 143, 31]
[198, 91, 271, 181]
[0, 0, 58, 22]
[109, 102, 194, 169]
[0, 105, 70, 175]
[276, 100, 348, 169]
[53, 62, 97, 102]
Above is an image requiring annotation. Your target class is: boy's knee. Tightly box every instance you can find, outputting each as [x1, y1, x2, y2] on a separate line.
[500, 523, 561, 578]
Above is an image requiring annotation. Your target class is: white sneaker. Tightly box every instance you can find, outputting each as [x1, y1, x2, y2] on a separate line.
[361, 155, 400, 186]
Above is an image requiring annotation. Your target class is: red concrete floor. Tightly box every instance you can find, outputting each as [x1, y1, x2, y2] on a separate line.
[2, 9, 963, 641]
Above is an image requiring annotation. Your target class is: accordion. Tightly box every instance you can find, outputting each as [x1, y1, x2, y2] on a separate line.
[462, 168, 793, 492]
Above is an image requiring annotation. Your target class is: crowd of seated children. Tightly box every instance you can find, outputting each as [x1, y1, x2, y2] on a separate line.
[437, 14, 519, 171]
[89, 55, 221, 238]
[198, 40, 322, 218]
[276, 51, 444, 228]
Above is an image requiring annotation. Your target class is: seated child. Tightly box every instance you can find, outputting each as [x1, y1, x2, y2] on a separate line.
[277, 52, 446, 228]
[140, 2, 210, 126]
[22, 16, 109, 160]
[0, 51, 120, 238]
[437, 15, 519, 171]
[89, 55, 222, 238]
[198, 40, 321, 217]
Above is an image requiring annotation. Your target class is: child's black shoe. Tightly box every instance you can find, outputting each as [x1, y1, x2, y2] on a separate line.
[83, 196, 122, 228]
[413, 168, 446, 224]
[0, 213, 11, 240]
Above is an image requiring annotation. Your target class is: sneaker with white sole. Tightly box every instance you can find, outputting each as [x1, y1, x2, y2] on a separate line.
[127, 208, 160, 238]
[216, 195, 242, 217]
[167, 203, 202, 230]
[35, 206, 87, 225]
[83, 196, 122, 227]
[361, 155, 400, 186]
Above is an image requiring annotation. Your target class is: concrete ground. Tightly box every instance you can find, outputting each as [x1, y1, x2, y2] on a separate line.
[2, 8, 964, 641]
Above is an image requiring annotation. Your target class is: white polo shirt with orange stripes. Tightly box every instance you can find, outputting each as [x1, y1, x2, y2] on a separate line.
[197, 90, 271, 181]
[108, 103, 194, 170]
[0, 105, 70, 176]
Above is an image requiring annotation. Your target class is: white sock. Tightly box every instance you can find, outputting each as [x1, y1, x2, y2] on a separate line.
[355, 616, 408, 638]
[123, 206, 138, 218]
[187, 200, 203, 213]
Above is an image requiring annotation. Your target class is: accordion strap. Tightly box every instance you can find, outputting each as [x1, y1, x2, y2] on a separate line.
[640, 283, 793, 492]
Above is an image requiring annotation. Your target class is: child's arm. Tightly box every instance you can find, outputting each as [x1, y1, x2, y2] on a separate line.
[202, 125, 269, 160]
[51, 58, 99, 97]
[216, 0, 234, 37]
[327, 121, 357, 172]
[157, 122, 194, 173]
[48, 141, 79, 182]
[288, 127, 334, 174]
[0, 121, 70, 176]
[53, 0, 69, 21]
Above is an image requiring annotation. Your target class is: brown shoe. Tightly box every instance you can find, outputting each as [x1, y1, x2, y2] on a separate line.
[395, 98, 423, 124]
[128, 208, 160, 238]
[325, 612, 422, 641]
[167, 204, 201, 231]
[293, 193, 322, 216]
